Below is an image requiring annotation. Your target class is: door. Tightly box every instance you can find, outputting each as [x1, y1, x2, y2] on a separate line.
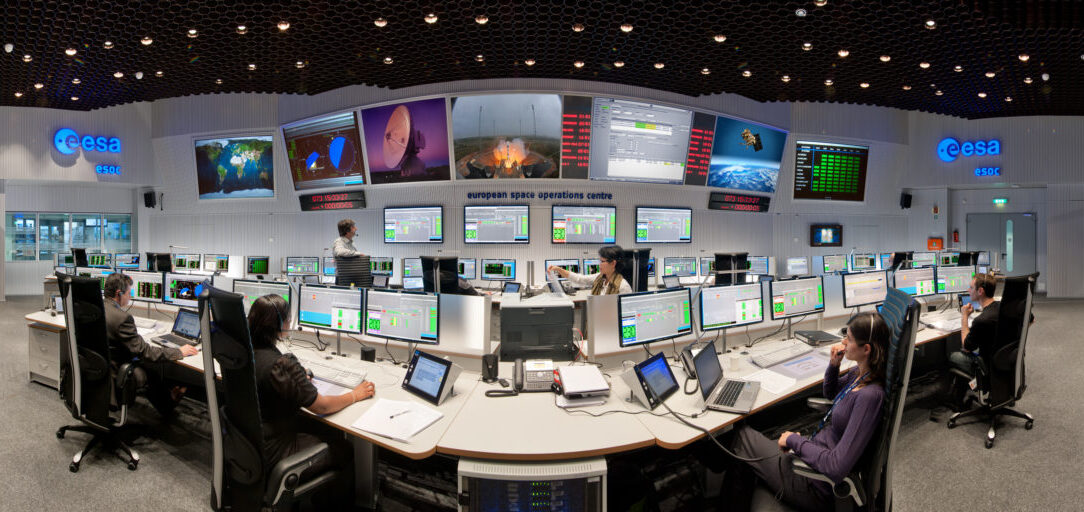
[966, 213, 1037, 276]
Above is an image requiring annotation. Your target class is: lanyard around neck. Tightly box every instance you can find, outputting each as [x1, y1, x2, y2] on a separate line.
[812, 370, 867, 437]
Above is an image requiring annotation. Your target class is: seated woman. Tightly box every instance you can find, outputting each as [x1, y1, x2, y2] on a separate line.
[248, 294, 375, 501]
[547, 245, 633, 295]
[721, 311, 888, 511]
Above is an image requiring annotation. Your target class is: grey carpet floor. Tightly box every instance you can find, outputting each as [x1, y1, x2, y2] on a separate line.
[1, 294, 1077, 511]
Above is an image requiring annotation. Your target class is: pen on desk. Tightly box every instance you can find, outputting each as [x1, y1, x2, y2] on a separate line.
[389, 410, 411, 419]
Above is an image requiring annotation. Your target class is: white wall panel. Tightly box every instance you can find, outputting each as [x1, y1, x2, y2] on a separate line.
[1044, 185, 1084, 297]
[790, 103, 910, 145]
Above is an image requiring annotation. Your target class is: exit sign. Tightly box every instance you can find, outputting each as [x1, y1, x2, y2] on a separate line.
[992, 197, 1009, 205]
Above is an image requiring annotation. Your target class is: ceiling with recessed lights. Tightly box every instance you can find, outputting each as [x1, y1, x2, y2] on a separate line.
[0, 0, 1080, 119]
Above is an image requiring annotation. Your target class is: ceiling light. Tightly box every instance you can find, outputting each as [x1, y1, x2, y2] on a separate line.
[860, 82, 870, 88]
[248, 63, 256, 70]
[935, 90, 943, 96]
[114, 71, 124, 78]
[374, 18, 388, 28]
[985, 71, 996, 78]
[713, 34, 727, 43]
[701, 67, 711, 75]
[424, 13, 438, 24]
[3, 43, 12, 53]
[919, 62, 930, 69]
[814, 0, 828, 6]
[236, 25, 247, 34]
[802, 42, 813, 51]
[902, 85, 912, 90]
[141, 36, 153, 46]
[781, 75, 791, 82]
[613, 60, 624, 68]
[215, 78, 223, 84]
[295, 61, 305, 68]
[742, 70, 752, 77]
[383, 57, 393, 64]
[654, 62, 665, 69]
[34, 83, 43, 90]
[103, 41, 114, 49]
[277, 20, 290, 31]
[574, 60, 585, 68]
[925, 19, 936, 29]
[135, 71, 143, 79]
[954, 65, 963, 72]
[1005, 96, 1013, 102]
[475, 54, 484, 62]
[14, 92, 22, 98]
[1018, 54, 1029, 62]
[1042, 73, 1050, 81]
[572, 23, 585, 32]
[71, 96, 78, 101]
[524, 59, 536, 66]
[65, 48, 77, 56]
[187, 29, 198, 38]
[978, 92, 987, 98]
[475, 15, 489, 25]
[155, 70, 164, 77]
[795, 8, 807, 17]
[824, 79, 833, 86]
[838, 49, 849, 57]
[879, 55, 891, 62]
[72, 78, 80, 84]
[22, 54, 33, 62]
[620, 23, 633, 33]
[1024, 77, 1033, 84]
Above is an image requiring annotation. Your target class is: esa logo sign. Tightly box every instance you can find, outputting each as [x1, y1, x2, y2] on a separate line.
[937, 137, 1000, 162]
[53, 128, 122, 155]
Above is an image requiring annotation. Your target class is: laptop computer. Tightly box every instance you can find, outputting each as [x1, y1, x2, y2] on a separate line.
[153, 308, 201, 346]
[372, 274, 389, 288]
[662, 275, 681, 289]
[694, 340, 760, 413]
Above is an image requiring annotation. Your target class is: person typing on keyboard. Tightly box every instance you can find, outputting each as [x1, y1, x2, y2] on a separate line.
[248, 294, 373, 505]
[717, 312, 888, 512]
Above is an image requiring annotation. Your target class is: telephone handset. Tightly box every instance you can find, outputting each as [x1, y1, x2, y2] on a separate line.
[513, 358, 555, 392]
[513, 358, 524, 391]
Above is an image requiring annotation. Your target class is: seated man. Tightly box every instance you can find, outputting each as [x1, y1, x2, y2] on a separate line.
[949, 273, 1000, 376]
[103, 273, 198, 416]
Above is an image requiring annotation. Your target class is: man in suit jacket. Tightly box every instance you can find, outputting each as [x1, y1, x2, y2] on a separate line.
[103, 273, 197, 416]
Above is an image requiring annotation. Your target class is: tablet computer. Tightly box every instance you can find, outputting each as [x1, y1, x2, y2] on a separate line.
[502, 282, 522, 294]
[634, 351, 679, 409]
[402, 349, 461, 406]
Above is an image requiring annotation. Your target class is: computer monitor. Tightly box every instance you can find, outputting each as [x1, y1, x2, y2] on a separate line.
[87, 253, 112, 268]
[481, 259, 516, 281]
[769, 276, 825, 320]
[937, 266, 976, 294]
[911, 251, 937, 268]
[583, 258, 601, 275]
[879, 253, 893, 270]
[463, 205, 530, 243]
[163, 273, 213, 308]
[146, 252, 172, 272]
[125, 271, 164, 303]
[699, 283, 764, 332]
[976, 251, 991, 266]
[646, 257, 656, 277]
[851, 253, 877, 271]
[500, 303, 576, 361]
[545, 259, 581, 280]
[458, 258, 477, 280]
[114, 253, 140, 270]
[322, 256, 336, 276]
[401, 257, 423, 280]
[297, 284, 363, 333]
[370, 256, 394, 276]
[203, 254, 229, 272]
[662, 257, 697, 277]
[842, 270, 889, 308]
[785, 257, 809, 276]
[699, 257, 716, 276]
[232, 279, 292, 315]
[617, 288, 693, 347]
[635, 207, 692, 243]
[939, 251, 960, 266]
[71, 248, 88, 267]
[173, 253, 202, 270]
[748, 256, 770, 275]
[551, 205, 618, 244]
[75, 267, 114, 292]
[286, 256, 320, 275]
[246, 256, 270, 276]
[893, 267, 936, 297]
[402, 277, 424, 291]
[55, 252, 75, 267]
[364, 290, 439, 344]
[822, 254, 848, 274]
[384, 206, 443, 243]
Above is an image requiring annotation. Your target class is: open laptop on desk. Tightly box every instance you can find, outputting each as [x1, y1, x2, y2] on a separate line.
[152, 308, 201, 346]
[694, 340, 760, 413]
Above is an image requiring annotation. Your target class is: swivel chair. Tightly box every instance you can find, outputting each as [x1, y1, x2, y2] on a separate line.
[199, 285, 338, 511]
[55, 274, 142, 472]
[947, 273, 1037, 448]
[335, 254, 372, 288]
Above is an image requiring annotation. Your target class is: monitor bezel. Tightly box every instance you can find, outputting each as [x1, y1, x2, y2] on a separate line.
[768, 275, 825, 321]
[296, 283, 364, 334]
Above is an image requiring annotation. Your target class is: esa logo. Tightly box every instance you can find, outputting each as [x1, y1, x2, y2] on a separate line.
[936, 137, 1000, 162]
[974, 167, 1000, 177]
[53, 128, 122, 155]
[95, 165, 122, 175]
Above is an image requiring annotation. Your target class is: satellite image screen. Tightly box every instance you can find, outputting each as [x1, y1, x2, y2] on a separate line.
[708, 117, 788, 193]
[283, 111, 366, 190]
[194, 135, 274, 199]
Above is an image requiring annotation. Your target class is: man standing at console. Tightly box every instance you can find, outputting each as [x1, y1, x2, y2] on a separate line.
[332, 219, 372, 288]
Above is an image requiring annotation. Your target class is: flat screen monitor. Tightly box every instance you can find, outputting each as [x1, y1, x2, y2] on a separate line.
[939, 252, 960, 266]
[173, 253, 202, 270]
[937, 266, 976, 294]
[769, 276, 825, 320]
[297, 284, 363, 333]
[463, 205, 530, 244]
[793, 141, 869, 202]
[662, 257, 697, 277]
[286, 256, 320, 275]
[481, 259, 516, 281]
[748, 256, 770, 275]
[588, 97, 693, 185]
[322, 256, 336, 276]
[785, 257, 809, 276]
[879, 253, 894, 270]
[911, 251, 937, 268]
[551, 205, 617, 244]
[545, 259, 580, 280]
[699, 283, 764, 331]
[699, 257, 716, 276]
[370, 256, 394, 276]
[75, 267, 114, 292]
[646, 257, 656, 278]
[402, 277, 424, 291]
[282, 111, 365, 190]
[617, 288, 693, 347]
[163, 273, 213, 308]
[976, 251, 991, 265]
[851, 253, 877, 271]
[246, 256, 270, 275]
[126, 271, 165, 303]
[232, 279, 292, 315]
[203, 254, 229, 272]
[457, 258, 477, 280]
[583, 258, 601, 275]
[893, 267, 936, 297]
[384, 206, 443, 243]
[114, 253, 140, 270]
[364, 290, 439, 344]
[810, 224, 843, 247]
[450, 93, 562, 179]
[822, 254, 848, 273]
[402, 258, 423, 280]
[56, 252, 75, 267]
[635, 207, 692, 243]
[360, 98, 451, 184]
[87, 253, 112, 268]
[194, 135, 275, 199]
[707, 116, 788, 193]
[842, 270, 889, 308]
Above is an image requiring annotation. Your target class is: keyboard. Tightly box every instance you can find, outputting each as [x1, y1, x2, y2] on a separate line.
[713, 380, 746, 407]
[295, 354, 367, 389]
[752, 343, 814, 368]
[154, 333, 198, 346]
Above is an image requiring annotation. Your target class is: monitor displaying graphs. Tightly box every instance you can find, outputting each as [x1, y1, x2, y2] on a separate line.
[551, 205, 616, 244]
[463, 205, 529, 243]
[283, 112, 365, 190]
[361, 98, 451, 184]
[451, 94, 562, 179]
[588, 97, 692, 185]
[793, 141, 869, 201]
[708, 117, 788, 193]
[384, 206, 443, 243]
[635, 207, 691, 243]
[193, 135, 274, 199]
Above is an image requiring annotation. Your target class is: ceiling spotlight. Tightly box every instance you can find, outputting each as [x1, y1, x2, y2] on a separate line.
[141, 36, 153, 46]
[475, 54, 484, 62]
[879, 55, 891, 62]
[277, 20, 290, 31]
[1018, 54, 1029, 62]
[34, 83, 43, 89]
[383, 57, 393, 64]
[978, 92, 987, 98]
[187, 29, 198, 38]
[802, 42, 813, 51]
[902, 85, 912, 90]
[925, 19, 936, 29]
[248, 63, 256, 70]
[781, 75, 791, 82]
[65, 48, 77, 56]
[475, 15, 489, 25]
[713, 34, 727, 43]
[860, 82, 870, 88]
[701, 67, 711, 75]
[114, 71, 124, 78]
[72, 78, 80, 84]
[838, 49, 849, 57]
[3, 43, 12, 53]
[824, 79, 833, 86]
[103, 41, 114, 49]
[215, 78, 223, 84]
[742, 70, 752, 77]
[574, 60, 585, 68]
[1042, 73, 1050, 81]
[1005, 96, 1013, 102]
[524, 58, 536, 66]
[14, 92, 22, 98]
[814, 0, 828, 5]
[236, 25, 247, 34]
[135, 71, 143, 79]
[374, 17, 388, 28]
[71, 96, 78, 101]
[572, 23, 585, 32]
[954, 65, 963, 72]
[155, 70, 164, 77]
[295, 61, 305, 69]
[795, 8, 807, 17]
[620, 23, 633, 33]
[985, 71, 996, 78]
[22, 54, 32, 62]
[935, 90, 943, 96]
[1024, 77, 1033, 84]
[654, 62, 665, 69]
[919, 62, 930, 69]
[613, 60, 624, 68]
[424, 13, 439, 24]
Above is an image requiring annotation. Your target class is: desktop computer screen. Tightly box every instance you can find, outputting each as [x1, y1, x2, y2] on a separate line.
[246, 256, 270, 275]
[202, 254, 229, 272]
[402, 258, 424, 280]
[115, 253, 140, 270]
[939, 252, 960, 266]
[551, 205, 617, 244]
[364, 290, 439, 344]
[164, 273, 213, 308]
[463, 205, 530, 244]
[286, 256, 320, 275]
[842, 270, 888, 308]
[911, 251, 937, 268]
[76, 267, 114, 292]
[384, 206, 443, 243]
[893, 267, 936, 297]
[879, 253, 893, 270]
[481, 259, 516, 281]
[699, 283, 764, 331]
[87, 253, 112, 268]
[937, 266, 975, 294]
[403, 277, 424, 290]
[583, 258, 601, 275]
[635, 207, 692, 243]
[769, 276, 825, 320]
[977, 251, 991, 266]
[232, 279, 292, 315]
[173, 253, 201, 270]
[618, 288, 693, 347]
[370, 256, 394, 276]
[748, 256, 770, 275]
[851, 253, 877, 271]
[322, 256, 336, 276]
[545, 259, 581, 280]
[699, 257, 716, 276]
[785, 257, 809, 276]
[55, 252, 75, 267]
[823, 254, 848, 273]
[458, 258, 477, 280]
[126, 271, 164, 303]
[662, 257, 697, 277]
[589, 97, 693, 185]
[297, 284, 363, 333]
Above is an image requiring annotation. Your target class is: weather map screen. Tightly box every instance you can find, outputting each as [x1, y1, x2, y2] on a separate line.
[769, 277, 825, 320]
[298, 284, 363, 334]
[464, 205, 530, 243]
[384, 206, 443, 243]
[700, 283, 764, 331]
[551, 205, 616, 244]
[283, 111, 365, 190]
[364, 290, 439, 344]
[893, 267, 936, 297]
[636, 207, 692, 243]
[164, 273, 212, 308]
[793, 141, 869, 201]
[588, 98, 693, 184]
[618, 289, 693, 347]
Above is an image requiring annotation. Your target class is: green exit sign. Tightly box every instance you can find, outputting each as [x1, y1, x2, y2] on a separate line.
[992, 197, 1009, 205]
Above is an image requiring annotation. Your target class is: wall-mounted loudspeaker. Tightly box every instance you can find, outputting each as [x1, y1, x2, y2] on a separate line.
[143, 191, 157, 208]
[899, 192, 912, 209]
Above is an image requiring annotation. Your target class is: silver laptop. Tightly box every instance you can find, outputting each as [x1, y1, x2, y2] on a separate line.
[153, 308, 201, 346]
[662, 275, 681, 289]
[695, 340, 760, 413]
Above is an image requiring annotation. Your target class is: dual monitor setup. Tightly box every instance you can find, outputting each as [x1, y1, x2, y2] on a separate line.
[68, 266, 213, 309]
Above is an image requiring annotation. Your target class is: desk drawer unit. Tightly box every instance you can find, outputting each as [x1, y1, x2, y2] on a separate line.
[28, 324, 64, 388]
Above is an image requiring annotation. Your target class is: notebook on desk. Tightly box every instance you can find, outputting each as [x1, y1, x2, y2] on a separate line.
[152, 308, 201, 346]
[694, 340, 760, 413]
[351, 398, 443, 442]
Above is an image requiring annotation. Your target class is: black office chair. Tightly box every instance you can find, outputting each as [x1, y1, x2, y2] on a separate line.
[199, 285, 338, 511]
[947, 273, 1037, 448]
[55, 274, 142, 472]
[335, 254, 372, 288]
[787, 287, 920, 512]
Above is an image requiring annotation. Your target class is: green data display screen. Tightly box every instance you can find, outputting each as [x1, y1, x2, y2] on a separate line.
[793, 141, 869, 202]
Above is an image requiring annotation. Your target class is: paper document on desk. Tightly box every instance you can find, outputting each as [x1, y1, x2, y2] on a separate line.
[743, 369, 797, 395]
[771, 352, 830, 380]
[351, 398, 443, 442]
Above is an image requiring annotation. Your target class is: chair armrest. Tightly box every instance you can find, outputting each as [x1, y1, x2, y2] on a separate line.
[806, 397, 832, 412]
[790, 458, 865, 507]
[264, 442, 332, 506]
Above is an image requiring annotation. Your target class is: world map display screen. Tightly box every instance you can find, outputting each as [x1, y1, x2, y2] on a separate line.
[193, 135, 274, 199]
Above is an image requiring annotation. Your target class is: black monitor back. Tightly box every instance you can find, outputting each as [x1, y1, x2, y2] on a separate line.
[958, 251, 980, 266]
[890, 251, 912, 271]
[421, 256, 459, 294]
[619, 248, 651, 292]
[714, 252, 749, 286]
[499, 305, 576, 361]
[147, 252, 173, 272]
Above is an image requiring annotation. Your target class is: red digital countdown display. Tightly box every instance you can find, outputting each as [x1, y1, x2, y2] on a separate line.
[298, 190, 367, 211]
[560, 95, 593, 179]
[708, 192, 771, 212]
[684, 112, 716, 186]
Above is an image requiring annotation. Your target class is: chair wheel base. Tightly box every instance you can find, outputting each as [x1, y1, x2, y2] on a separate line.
[985, 439, 994, 449]
[947, 419, 956, 429]
[56, 429, 65, 439]
[1025, 420, 1034, 430]
[69, 462, 79, 473]
[127, 460, 138, 471]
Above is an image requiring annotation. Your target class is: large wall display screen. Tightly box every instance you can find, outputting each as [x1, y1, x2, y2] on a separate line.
[708, 117, 787, 193]
[588, 98, 693, 184]
[283, 112, 365, 190]
[451, 94, 562, 179]
[384, 206, 443, 243]
[635, 207, 692, 243]
[793, 141, 869, 201]
[361, 98, 452, 184]
[194, 136, 275, 199]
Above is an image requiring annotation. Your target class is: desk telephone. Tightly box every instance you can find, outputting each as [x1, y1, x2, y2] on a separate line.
[513, 358, 555, 392]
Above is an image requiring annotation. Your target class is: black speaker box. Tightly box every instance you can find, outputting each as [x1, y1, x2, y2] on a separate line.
[359, 346, 376, 362]
[144, 191, 157, 208]
[899, 192, 912, 209]
[482, 354, 499, 382]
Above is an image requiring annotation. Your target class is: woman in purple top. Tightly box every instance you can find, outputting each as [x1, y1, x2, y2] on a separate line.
[720, 312, 888, 511]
